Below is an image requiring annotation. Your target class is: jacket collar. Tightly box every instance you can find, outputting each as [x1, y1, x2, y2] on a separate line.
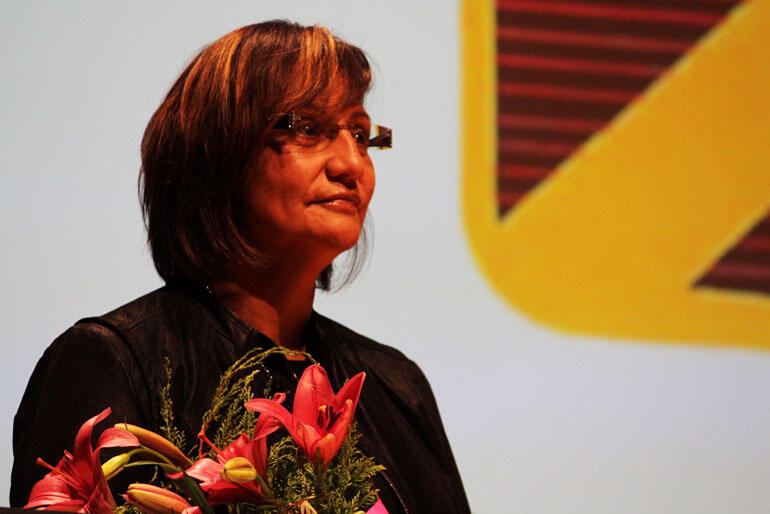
[165, 279, 329, 360]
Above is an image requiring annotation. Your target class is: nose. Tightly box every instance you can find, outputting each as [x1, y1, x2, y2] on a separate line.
[324, 129, 369, 186]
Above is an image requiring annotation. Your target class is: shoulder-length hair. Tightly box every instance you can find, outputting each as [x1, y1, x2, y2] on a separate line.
[140, 20, 371, 290]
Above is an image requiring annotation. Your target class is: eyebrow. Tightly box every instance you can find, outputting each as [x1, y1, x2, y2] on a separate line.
[294, 107, 371, 125]
[349, 109, 371, 120]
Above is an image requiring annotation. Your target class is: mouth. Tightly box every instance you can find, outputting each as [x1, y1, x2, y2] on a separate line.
[310, 192, 361, 212]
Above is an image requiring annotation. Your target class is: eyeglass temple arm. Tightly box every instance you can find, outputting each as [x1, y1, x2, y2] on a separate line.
[368, 126, 392, 149]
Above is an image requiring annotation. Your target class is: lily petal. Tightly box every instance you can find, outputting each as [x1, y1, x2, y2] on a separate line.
[216, 433, 251, 463]
[180, 431, 271, 505]
[181, 458, 221, 485]
[327, 399, 355, 454]
[292, 365, 335, 426]
[25, 408, 123, 512]
[71, 409, 112, 464]
[96, 427, 140, 452]
[295, 423, 323, 456]
[244, 399, 296, 438]
[246, 365, 367, 466]
[334, 372, 365, 412]
[313, 433, 338, 464]
[25, 475, 81, 509]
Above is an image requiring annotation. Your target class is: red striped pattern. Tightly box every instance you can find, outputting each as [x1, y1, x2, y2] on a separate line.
[498, 191, 529, 211]
[499, 164, 554, 179]
[497, 27, 692, 54]
[499, 82, 638, 103]
[499, 137, 577, 157]
[704, 264, 770, 280]
[741, 235, 770, 252]
[695, 216, 770, 295]
[499, 53, 663, 77]
[494, 0, 740, 216]
[497, 1, 726, 26]
[498, 114, 604, 133]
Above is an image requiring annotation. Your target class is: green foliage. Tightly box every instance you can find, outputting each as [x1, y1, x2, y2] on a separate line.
[147, 348, 382, 514]
[213, 371, 259, 450]
[315, 424, 384, 514]
[224, 423, 382, 514]
[201, 346, 314, 452]
[114, 503, 143, 514]
[160, 357, 188, 454]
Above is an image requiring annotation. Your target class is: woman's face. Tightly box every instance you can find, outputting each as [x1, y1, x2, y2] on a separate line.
[242, 104, 376, 263]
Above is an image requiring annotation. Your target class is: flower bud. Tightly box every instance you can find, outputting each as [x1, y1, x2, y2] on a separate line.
[125, 483, 192, 514]
[220, 457, 258, 483]
[114, 423, 192, 468]
[101, 452, 131, 480]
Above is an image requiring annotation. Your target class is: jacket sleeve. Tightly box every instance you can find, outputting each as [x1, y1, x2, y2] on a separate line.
[10, 321, 150, 507]
[351, 343, 472, 513]
[403, 359, 465, 474]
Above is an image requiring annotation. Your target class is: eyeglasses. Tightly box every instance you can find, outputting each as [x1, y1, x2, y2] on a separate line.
[272, 112, 392, 154]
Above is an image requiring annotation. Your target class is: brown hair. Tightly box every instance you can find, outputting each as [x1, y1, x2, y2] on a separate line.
[140, 20, 372, 289]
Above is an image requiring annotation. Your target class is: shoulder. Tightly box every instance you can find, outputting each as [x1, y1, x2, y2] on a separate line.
[38, 286, 219, 396]
[314, 312, 412, 363]
[73, 285, 222, 358]
[91, 286, 205, 334]
[21, 285, 224, 432]
[35, 289, 194, 392]
[313, 312, 432, 391]
[41, 317, 134, 375]
[14, 295, 175, 447]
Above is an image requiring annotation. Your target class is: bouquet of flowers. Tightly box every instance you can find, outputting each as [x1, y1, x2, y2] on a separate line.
[24, 347, 387, 514]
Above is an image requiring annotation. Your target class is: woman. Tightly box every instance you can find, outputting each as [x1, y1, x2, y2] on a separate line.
[11, 21, 470, 513]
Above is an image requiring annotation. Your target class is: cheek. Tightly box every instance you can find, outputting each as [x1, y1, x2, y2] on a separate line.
[361, 166, 376, 211]
[246, 153, 306, 215]
[239, 161, 291, 240]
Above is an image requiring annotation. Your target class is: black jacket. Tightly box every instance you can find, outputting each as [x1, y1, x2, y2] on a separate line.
[11, 283, 471, 513]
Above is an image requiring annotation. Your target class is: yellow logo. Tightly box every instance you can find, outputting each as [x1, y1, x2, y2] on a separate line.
[461, 0, 770, 349]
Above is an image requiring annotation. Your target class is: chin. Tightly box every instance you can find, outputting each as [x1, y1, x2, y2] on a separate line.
[315, 226, 363, 254]
[327, 233, 361, 253]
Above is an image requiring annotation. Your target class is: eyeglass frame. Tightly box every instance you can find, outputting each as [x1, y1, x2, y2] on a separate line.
[271, 111, 393, 152]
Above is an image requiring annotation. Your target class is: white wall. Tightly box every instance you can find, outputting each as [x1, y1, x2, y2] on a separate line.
[2, 2, 769, 512]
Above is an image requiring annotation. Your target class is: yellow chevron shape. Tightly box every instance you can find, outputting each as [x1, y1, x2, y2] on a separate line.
[462, 0, 770, 349]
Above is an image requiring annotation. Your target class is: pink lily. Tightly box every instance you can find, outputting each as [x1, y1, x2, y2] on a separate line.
[245, 364, 365, 466]
[176, 394, 285, 504]
[24, 407, 140, 512]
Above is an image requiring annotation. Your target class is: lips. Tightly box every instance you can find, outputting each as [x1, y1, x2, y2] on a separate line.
[310, 191, 361, 210]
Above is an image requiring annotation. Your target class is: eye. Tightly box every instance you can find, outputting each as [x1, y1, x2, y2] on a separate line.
[349, 126, 370, 147]
[294, 118, 322, 138]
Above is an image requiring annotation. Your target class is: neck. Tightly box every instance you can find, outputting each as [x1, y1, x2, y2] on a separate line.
[212, 259, 323, 351]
